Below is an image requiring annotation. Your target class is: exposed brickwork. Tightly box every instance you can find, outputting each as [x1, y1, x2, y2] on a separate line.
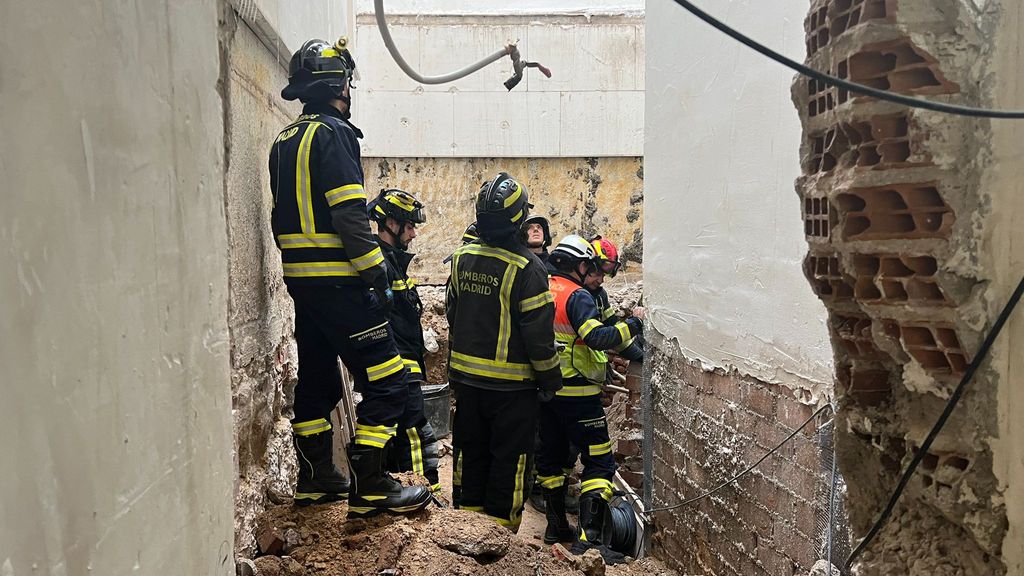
[794, 0, 1008, 572]
[648, 349, 829, 576]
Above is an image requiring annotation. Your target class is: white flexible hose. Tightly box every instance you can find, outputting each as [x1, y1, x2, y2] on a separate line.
[374, 0, 512, 84]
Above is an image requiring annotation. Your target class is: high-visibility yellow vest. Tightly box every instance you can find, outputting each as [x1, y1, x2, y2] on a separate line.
[550, 275, 606, 395]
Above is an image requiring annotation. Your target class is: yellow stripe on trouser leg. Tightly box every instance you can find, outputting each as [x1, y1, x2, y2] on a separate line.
[366, 355, 404, 382]
[454, 452, 463, 488]
[538, 474, 566, 489]
[354, 423, 397, 448]
[588, 441, 612, 456]
[581, 478, 614, 501]
[402, 358, 422, 374]
[292, 418, 331, 436]
[507, 453, 527, 531]
[406, 428, 424, 475]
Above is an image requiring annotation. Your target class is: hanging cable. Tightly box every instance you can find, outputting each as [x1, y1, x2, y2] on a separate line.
[845, 275, 1024, 568]
[373, 0, 549, 89]
[647, 404, 834, 514]
[670, 0, 1024, 119]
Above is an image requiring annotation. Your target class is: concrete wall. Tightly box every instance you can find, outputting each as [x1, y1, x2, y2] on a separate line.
[221, 10, 303, 556]
[644, 0, 839, 573]
[354, 3, 643, 157]
[362, 157, 644, 285]
[791, 0, 1024, 573]
[0, 1, 234, 574]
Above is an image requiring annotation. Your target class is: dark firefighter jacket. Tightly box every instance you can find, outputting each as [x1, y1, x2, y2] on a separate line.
[377, 236, 426, 377]
[269, 103, 386, 289]
[446, 240, 562, 393]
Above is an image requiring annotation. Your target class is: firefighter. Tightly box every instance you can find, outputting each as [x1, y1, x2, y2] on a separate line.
[522, 215, 554, 272]
[589, 236, 644, 364]
[367, 189, 440, 492]
[537, 235, 643, 563]
[446, 172, 562, 532]
[269, 38, 430, 516]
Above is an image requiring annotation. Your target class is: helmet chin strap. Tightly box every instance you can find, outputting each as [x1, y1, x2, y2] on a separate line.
[384, 220, 408, 251]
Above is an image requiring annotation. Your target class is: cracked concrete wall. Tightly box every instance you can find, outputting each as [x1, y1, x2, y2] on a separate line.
[0, 0, 234, 573]
[793, 0, 1024, 573]
[221, 10, 303, 556]
[362, 157, 644, 285]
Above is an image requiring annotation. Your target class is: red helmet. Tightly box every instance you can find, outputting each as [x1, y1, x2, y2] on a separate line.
[590, 236, 621, 277]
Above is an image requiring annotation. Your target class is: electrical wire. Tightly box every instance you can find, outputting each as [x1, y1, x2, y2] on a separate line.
[670, 0, 1024, 119]
[647, 404, 834, 514]
[845, 275, 1024, 568]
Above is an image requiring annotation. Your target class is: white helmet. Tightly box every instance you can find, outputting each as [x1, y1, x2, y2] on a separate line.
[550, 234, 597, 263]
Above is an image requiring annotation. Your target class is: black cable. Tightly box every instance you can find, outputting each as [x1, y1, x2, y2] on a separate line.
[845, 275, 1024, 568]
[648, 404, 833, 514]
[670, 0, 1024, 119]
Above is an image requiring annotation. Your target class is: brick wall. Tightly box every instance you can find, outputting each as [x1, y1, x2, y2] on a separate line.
[648, 346, 831, 575]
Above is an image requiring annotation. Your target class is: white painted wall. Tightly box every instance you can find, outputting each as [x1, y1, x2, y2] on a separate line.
[644, 0, 834, 391]
[250, 0, 351, 54]
[353, 2, 643, 157]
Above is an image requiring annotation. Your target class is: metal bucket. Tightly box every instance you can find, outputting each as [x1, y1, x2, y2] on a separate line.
[422, 382, 452, 438]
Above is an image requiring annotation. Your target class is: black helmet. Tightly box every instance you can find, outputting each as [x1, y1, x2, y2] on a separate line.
[369, 189, 427, 225]
[282, 37, 356, 103]
[476, 173, 530, 243]
[522, 214, 552, 248]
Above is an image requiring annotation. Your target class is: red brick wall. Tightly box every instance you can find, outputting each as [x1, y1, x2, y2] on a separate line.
[648, 347, 828, 575]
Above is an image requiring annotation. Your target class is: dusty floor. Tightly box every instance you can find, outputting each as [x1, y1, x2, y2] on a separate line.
[248, 450, 676, 576]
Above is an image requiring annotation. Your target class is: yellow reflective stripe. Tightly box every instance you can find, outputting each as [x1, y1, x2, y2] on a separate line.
[496, 263, 518, 363]
[519, 291, 554, 313]
[366, 355, 404, 382]
[454, 452, 463, 487]
[538, 474, 566, 489]
[403, 359, 422, 374]
[581, 478, 614, 500]
[530, 354, 560, 372]
[462, 505, 484, 512]
[295, 123, 321, 235]
[325, 184, 366, 207]
[589, 441, 612, 456]
[355, 423, 397, 448]
[454, 245, 528, 269]
[351, 246, 384, 271]
[611, 336, 634, 353]
[555, 384, 603, 397]
[392, 279, 409, 291]
[615, 321, 631, 344]
[508, 453, 527, 530]
[277, 233, 344, 249]
[579, 318, 603, 340]
[282, 261, 359, 278]
[510, 207, 526, 224]
[292, 418, 331, 436]
[407, 428, 424, 475]
[450, 352, 532, 380]
[503, 185, 522, 208]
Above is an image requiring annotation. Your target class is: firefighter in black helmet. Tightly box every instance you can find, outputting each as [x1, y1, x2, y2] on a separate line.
[367, 189, 440, 492]
[269, 38, 430, 516]
[522, 214, 554, 273]
[446, 173, 562, 532]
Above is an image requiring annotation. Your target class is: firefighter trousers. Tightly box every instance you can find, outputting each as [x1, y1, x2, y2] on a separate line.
[287, 285, 409, 448]
[452, 384, 537, 532]
[537, 394, 617, 501]
[387, 376, 440, 489]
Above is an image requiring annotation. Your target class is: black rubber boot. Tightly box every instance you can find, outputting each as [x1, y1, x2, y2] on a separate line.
[543, 485, 577, 544]
[528, 476, 547, 513]
[293, 432, 350, 506]
[347, 442, 431, 518]
[571, 493, 626, 565]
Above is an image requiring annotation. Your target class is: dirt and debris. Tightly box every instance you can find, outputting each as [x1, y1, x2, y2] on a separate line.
[418, 285, 449, 385]
[248, 501, 676, 576]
